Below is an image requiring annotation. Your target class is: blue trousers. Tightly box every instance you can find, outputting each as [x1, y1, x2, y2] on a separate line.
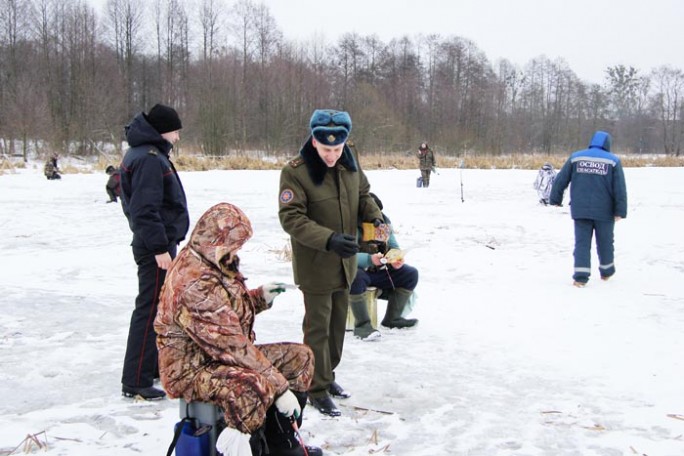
[350, 264, 419, 295]
[573, 218, 616, 283]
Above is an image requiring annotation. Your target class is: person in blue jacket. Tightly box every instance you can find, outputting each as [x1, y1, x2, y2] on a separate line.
[550, 130, 627, 287]
[119, 103, 190, 400]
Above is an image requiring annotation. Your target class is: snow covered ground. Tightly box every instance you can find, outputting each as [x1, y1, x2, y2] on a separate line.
[0, 165, 682, 456]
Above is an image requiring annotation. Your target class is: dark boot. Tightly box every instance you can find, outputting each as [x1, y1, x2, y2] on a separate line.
[250, 425, 268, 456]
[121, 384, 166, 400]
[350, 293, 381, 341]
[381, 288, 418, 329]
[263, 403, 323, 456]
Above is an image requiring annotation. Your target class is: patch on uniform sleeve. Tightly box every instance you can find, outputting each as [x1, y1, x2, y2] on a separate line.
[280, 188, 294, 204]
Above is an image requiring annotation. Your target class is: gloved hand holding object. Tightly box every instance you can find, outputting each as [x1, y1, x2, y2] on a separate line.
[327, 233, 359, 258]
[261, 282, 288, 304]
[275, 390, 301, 419]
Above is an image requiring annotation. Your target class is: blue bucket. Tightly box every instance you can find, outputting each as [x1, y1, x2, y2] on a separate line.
[416, 176, 423, 188]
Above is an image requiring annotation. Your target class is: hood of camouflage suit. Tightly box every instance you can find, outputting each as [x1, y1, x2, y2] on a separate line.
[188, 203, 253, 270]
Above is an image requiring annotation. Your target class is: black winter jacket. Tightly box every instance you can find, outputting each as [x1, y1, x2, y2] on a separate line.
[120, 113, 189, 253]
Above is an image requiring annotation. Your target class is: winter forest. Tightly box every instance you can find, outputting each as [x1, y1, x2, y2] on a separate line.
[1, 0, 684, 160]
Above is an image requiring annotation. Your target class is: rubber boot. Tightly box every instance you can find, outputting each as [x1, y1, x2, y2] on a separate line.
[263, 394, 323, 456]
[350, 293, 381, 341]
[250, 426, 268, 456]
[381, 288, 418, 328]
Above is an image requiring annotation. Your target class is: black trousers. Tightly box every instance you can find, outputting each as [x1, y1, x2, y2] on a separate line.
[121, 243, 177, 388]
[106, 187, 118, 202]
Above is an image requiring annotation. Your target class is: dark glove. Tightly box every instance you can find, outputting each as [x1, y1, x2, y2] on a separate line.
[327, 233, 359, 258]
[372, 218, 384, 227]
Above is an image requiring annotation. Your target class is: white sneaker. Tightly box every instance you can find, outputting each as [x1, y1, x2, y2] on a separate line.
[359, 329, 381, 341]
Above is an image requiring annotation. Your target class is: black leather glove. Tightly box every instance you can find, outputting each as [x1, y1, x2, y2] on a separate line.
[327, 233, 359, 258]
[372, 218, 384, 227]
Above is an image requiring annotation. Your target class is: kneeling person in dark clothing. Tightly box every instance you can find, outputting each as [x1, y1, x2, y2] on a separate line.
[105, 165, 121, 203]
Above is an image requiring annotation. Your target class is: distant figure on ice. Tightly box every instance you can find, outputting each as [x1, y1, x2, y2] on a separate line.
[350, 192, 419, 341]
[155, 203, 322, 456]
[533, 162, 557, 205]
[105, 165, 121, 203]
[44, 154, 61, 180]
[120, 103, 189, 401]
[417, 142, 436, 187]
[550, 130, 628, 288]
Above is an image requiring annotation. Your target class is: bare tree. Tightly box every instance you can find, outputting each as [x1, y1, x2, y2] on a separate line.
[0, 0, 33, 158]
[195, 0, 232, 155]
[105, 0, 144, 114]
[650, 65, 684, 156]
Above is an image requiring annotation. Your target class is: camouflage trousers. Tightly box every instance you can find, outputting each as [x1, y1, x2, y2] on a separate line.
[187, 342, 313, 434]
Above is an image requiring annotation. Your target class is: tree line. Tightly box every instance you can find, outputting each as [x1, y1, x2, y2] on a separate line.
[1, 0, 683, 162]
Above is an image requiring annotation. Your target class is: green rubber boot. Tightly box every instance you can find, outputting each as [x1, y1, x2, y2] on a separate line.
[350, 293, 381, 341]
[381, 288, 418, 329]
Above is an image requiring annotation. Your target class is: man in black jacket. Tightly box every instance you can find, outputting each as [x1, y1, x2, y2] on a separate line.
[120, 103, 189, 400]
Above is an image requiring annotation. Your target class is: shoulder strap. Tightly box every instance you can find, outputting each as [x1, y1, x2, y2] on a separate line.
[166, 417, 194, 456]
[166, 402, 195, 456]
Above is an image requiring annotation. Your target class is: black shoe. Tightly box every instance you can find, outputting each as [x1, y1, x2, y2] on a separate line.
[121, 385, 166, 400]
[309, 395, 341, 417]
[268, 444, 324, 456]
[328, 381, 351, 399]
[304, 446, 323, 456]
[381, 317, 419, 329]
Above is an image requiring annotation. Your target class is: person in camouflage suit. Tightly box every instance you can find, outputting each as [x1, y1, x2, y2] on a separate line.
[279, 109, 383, 417]
[417, 142, 436, 187]
[155, 203, 321, 456]
[44, 154, 61, 180]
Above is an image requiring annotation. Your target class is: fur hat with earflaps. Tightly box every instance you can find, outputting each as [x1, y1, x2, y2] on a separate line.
[309, 109, 352, 146]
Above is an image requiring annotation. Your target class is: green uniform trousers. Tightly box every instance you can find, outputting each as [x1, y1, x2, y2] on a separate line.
[302, 288, 349, 398]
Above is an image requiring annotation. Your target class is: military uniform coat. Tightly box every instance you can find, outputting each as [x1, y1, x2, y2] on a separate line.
[278, 138, 382, 293]
[155, 203, 313, 433]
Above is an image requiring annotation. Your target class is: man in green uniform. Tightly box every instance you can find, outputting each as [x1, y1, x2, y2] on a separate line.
[278, 109, 383, 416]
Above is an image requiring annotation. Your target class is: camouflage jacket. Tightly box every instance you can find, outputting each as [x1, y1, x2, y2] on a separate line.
[278, 137, 382, 292]
[155, 203, 289, 400]
[417, 148, 436, 170]
[44, 158, 59, 177]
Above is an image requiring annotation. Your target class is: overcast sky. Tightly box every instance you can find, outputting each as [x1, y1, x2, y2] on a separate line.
[263, 0, 682, 84]
[89, 0, 683, 85]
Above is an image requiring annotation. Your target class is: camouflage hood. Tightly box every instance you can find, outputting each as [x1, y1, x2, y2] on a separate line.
[188, 203, 253, 272]
[155, 202, 293, 411]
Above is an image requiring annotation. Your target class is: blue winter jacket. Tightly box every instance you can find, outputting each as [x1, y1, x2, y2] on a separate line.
[550, 131, 627, 221]
[120, 113, 189, 253]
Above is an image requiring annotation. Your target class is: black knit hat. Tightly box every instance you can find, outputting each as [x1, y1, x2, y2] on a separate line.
[145, 104, 182, 134]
